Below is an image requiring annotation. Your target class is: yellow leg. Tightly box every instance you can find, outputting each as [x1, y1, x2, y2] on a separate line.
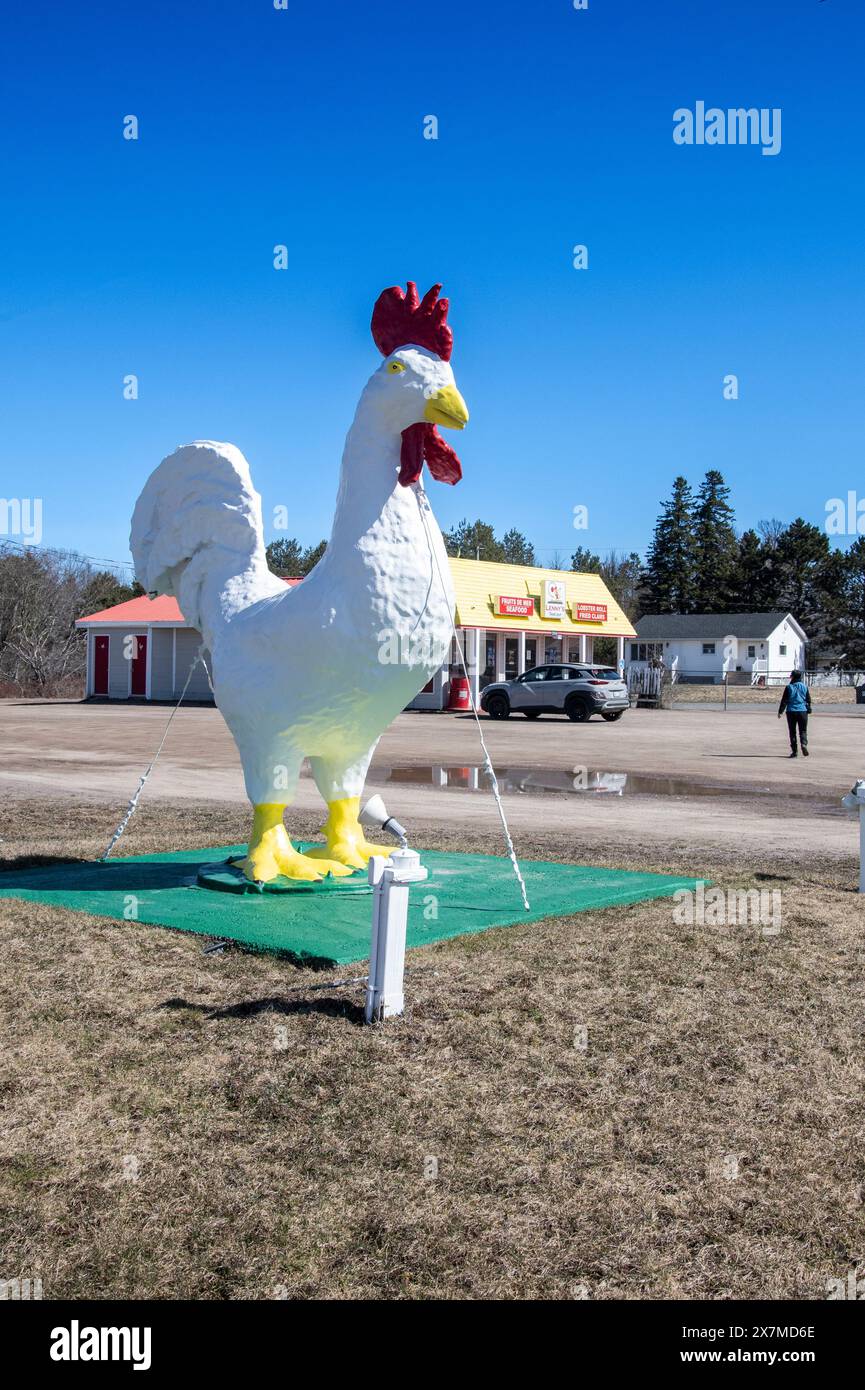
[306, 796, 383, 870]
[243, 804, 353, 883]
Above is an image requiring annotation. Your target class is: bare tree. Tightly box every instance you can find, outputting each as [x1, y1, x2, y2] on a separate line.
[0, 546, 101, 694]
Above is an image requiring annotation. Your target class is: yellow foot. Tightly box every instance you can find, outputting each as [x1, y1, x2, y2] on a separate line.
[243, 805, 353, 883]
[306, 795, 383, 870]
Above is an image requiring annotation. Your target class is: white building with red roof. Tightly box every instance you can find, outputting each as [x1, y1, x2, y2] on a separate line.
[75, 583, 302, 701]
[75, 593, 214, 701]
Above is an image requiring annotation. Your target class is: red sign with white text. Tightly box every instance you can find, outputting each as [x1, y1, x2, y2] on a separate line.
[572, 602, 608, 624]
[495, 594, 535, 618]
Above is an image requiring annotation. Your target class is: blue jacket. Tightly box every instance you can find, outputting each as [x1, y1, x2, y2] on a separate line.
[779, 681, 810, 715]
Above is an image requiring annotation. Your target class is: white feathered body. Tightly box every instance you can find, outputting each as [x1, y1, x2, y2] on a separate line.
[131, 391, 454, 805]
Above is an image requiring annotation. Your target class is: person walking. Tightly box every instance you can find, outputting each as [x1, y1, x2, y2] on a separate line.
[778, 669, 811, 757]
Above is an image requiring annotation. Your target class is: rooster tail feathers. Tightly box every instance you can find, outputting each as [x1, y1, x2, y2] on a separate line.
[130, 441, 270, 636]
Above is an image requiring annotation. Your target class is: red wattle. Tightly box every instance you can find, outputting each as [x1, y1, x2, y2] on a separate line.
[398, 423, 462, 487]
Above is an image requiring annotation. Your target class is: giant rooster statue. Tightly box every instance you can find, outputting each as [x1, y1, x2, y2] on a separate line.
[131, 283, 468, 883]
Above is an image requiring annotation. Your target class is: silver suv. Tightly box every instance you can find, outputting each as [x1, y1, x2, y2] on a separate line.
[480, 664, 630, 723]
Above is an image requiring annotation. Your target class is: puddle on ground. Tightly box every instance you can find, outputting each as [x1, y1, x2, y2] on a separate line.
[352, 764, 840, 812]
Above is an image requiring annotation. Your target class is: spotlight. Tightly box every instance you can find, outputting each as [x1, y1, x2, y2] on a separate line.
[360, 794, 408, 847]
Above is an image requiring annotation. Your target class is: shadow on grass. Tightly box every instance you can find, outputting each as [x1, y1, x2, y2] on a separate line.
[159, 994, 366, 1025]
[0, 855, 88, 872]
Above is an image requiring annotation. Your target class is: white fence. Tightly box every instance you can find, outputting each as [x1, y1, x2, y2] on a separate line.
[626, 664, 865, 709]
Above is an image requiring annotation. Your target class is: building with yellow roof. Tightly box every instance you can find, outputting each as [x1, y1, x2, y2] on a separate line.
[412, 558, 636, 709]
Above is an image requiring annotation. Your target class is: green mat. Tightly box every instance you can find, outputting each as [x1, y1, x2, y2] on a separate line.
[0, 844, 701, 967]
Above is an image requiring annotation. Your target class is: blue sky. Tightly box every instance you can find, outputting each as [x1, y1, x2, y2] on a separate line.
[1, 0, 862, 574]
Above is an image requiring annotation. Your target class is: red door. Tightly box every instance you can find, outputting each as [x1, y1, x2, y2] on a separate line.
[131, 635, 147, 696]
[93, 635, 109, 695]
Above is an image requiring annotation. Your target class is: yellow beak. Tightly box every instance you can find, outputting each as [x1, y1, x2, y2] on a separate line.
[424, 383, 469, 430]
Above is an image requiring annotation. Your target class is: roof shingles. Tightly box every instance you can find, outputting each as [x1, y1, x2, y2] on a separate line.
[633, 612, 801, 640]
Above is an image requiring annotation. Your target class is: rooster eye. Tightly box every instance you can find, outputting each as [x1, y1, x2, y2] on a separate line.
[387, 361, 406, 374]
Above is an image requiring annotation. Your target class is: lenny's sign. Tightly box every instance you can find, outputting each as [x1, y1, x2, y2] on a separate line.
[540, 579, 567, 620]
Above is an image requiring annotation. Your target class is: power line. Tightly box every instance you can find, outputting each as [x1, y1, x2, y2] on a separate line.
[0, 536, 135, 574]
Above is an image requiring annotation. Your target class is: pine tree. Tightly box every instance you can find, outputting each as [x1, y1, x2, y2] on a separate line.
[501, 529, 535, 565]
[772, 519, 834, 649]
[693, 470, 738, 611]
[300, 540, 327, 575]
[570, 546, 602, 573]
[827, 538, 865, 667]
[77, 570, 144, 617]
[443, 520, 504, 561]
[265, 537, 327, 577]
[730, 529, 776, 610]
[265, 538, 304, 576]
[640, 477, 696, 613]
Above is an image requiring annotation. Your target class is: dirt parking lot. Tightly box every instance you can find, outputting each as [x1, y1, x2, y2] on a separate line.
[0, 697, 861, 869]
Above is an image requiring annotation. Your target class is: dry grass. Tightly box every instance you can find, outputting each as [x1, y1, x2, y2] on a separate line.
[1, 797, 864, 1300]
[674, 683, 856, 705]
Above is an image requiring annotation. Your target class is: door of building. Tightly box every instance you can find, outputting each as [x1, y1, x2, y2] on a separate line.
[130, 635, 148, 697]
[93, 636, 109, 695]
[481, 634, 497, 688]
[545, 635, 563, 664]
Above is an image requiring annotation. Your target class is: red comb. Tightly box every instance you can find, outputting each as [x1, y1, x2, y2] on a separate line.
[371, 281, 453, 361]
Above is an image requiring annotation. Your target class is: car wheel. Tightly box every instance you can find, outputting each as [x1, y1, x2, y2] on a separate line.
[523, 710, 541, 720]
[486, 694, 510, 720]
[565, 697, 590, 722]
[601, 710, 625, 722]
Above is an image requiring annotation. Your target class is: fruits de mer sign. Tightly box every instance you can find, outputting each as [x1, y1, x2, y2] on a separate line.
[572, 601, 608, 624]
[495, 594, 535, 618]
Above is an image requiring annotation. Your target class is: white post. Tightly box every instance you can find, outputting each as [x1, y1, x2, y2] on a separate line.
[469, 628, 481, 707]
[366, 856, 409, 1022]
[617, 635, 625, 675]
[517, 629, 526, 675]
[841, 782, 865, 893]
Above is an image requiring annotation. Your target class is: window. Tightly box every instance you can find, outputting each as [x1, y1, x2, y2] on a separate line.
[779, 644, 787, 656]
[523, 667, 548, 682]
[747, 645, 756, 658]
[591, 668, 619, 681]
[702, 643, 716, 655]
[631, 641, 663, 661]
[546, 667, 569, 681]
